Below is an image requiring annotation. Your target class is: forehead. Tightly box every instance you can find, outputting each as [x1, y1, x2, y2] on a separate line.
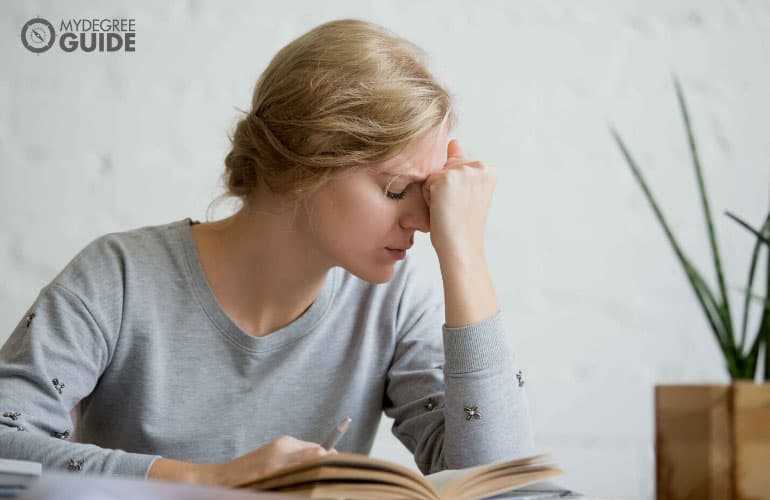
[372, 128, 448, 180]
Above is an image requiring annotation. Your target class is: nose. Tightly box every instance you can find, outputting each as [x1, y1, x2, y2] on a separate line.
[399, 187, 430, 233]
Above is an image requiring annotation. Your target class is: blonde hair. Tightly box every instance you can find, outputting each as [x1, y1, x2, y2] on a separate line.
[211, 19, 455, 218]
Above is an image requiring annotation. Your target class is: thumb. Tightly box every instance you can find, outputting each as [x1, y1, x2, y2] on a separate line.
[447, 139, 466, 160]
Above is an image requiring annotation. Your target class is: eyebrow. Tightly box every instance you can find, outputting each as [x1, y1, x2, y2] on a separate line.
[379, 172, 425, 182]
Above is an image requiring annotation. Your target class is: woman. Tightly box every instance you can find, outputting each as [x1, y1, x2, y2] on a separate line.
[0, 19, 534, 487]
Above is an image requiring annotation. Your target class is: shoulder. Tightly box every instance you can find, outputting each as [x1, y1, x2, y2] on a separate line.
[49, 218, 190, 299]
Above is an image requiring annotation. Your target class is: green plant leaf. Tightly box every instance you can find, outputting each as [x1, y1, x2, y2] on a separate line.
[687, 261, 741, 376]
[726, 211, 770, 247]
[754, 315, 769, 380]
[763, 325, 769, 380]
[757, 208, 770, 381]
[674, 77, 735, 353]
[747, 279, 770, 380]
[733, 212, 770, 353]
[732, 288, 770, 308]
[742, 210, 770, 380]
[744, 325, 763, 379]
[610, 127, 734, 369]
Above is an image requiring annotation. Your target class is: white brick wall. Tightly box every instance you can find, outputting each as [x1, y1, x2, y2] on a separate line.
[2, 1, 769, 498]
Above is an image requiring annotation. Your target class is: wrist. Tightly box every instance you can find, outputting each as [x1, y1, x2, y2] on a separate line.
[433, 234, 485, 266]
[439, 256, 499, 328]
[148, 457, 214, 486]
[437, 247, 486, 277]
[192, 462, 221, 487]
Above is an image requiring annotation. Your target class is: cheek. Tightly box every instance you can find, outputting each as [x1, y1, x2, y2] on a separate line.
[319, 190, 397, 242]
[345, 194, 396, 234]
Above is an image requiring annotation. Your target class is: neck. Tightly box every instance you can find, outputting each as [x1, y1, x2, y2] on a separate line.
[192, 204, 332, 337]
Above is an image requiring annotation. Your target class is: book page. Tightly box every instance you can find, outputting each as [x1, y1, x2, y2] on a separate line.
[452, 464, 561, 493]
[460, 469, 564, 500]
[240, 453, 426, 484]
[247, 465, 434, 499]
[423, 467, 469, 493]
[425, 453, 553, 495]
[279, 482, 429, 500]
[238, 451, 561, 500]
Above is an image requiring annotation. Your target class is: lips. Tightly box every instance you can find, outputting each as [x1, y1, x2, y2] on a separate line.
[386, 236, 414, 252]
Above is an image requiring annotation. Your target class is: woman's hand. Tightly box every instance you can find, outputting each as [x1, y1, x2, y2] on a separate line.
[421, 139, 496, 264]
[149, 435, 336, 488]
[421, 139, 500, 328]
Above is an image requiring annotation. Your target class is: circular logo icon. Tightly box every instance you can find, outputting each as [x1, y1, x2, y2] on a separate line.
[21, 18, 56, 53]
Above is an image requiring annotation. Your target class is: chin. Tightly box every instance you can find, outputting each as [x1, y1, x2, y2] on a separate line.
[339, 258, 396, 284]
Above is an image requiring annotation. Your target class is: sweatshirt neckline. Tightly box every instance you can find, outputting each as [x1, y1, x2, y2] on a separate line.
[176, 218, 338, 353]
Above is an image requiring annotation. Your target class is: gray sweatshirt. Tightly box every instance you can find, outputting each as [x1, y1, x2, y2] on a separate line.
[0, 218, 535, 478]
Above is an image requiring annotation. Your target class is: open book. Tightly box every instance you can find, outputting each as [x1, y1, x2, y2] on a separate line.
[237, 452, 563, 499]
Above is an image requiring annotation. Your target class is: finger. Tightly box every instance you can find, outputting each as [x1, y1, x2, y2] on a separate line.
[292, 446, 326, 462]
[273, 435, 305, 453]
[447, 139, 466, 160]
[443, 158, 483, 170]
[292, 437, 325, 449]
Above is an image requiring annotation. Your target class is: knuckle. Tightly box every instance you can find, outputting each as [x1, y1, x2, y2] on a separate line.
[275, 435, 293, 446]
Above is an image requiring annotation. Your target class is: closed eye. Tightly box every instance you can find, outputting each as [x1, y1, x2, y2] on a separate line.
[386, 188, 408, 200]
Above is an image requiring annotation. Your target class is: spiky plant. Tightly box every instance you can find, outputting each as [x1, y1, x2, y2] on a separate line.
[610, 77, 770, 380]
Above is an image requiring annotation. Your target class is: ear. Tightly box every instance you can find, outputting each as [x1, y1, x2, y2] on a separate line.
[447, 139, 466, 160]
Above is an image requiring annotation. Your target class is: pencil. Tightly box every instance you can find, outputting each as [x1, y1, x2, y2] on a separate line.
[321, 416, 351, 450]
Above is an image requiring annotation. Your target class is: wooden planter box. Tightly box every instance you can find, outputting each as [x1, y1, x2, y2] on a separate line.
[656, 383, 770, 499]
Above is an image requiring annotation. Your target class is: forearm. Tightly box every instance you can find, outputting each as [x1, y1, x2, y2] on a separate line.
[0, 431, 158, 477]
[439, 251, 499, 328]
[149, 437, 333, 488]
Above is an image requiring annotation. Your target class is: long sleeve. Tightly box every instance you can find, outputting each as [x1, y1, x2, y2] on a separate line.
[0, 283, 160, 476]
[383, 260, 535, 475]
